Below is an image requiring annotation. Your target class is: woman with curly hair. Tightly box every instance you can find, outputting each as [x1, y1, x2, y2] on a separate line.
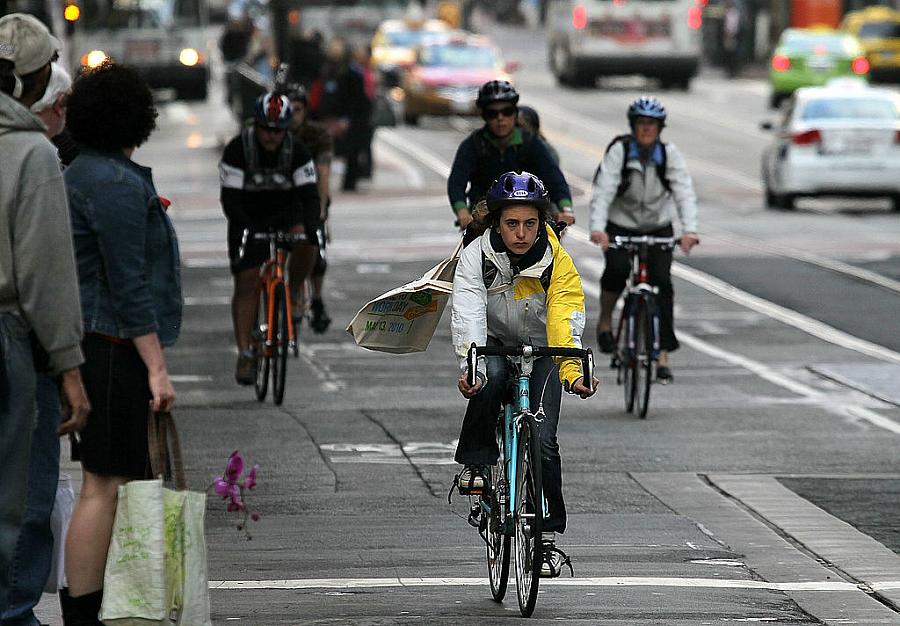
[60, 61, 182, 625]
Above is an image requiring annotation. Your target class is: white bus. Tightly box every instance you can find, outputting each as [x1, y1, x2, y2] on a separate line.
[73, 0, 210, 100]
[547, 0, 702, 89]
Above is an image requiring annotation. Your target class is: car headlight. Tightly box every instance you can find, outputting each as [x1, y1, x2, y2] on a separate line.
[179, 48, 202, 67]
[82, 50, 107, 68]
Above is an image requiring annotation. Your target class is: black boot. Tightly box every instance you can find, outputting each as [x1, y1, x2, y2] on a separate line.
[59, 588, 104, 626]
[310, 298, 331, 334]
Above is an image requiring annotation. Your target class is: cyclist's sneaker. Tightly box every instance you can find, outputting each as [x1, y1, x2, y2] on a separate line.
[310, 298, 331, 334]
[597, 330, 615, 354]
[540, 533, 573, 578]
[657, 366, 673, 384]
[235, 350, 256, 386]
[457, 465, 485, 494]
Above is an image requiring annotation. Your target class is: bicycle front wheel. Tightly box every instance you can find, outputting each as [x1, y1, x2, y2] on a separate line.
[514, 415, 542, 617]
[253, 288, 270, 402]
[634, 299, 653, 419]
[619, 306, 636, 413]
[272, 282, 289, 405]
[487, 417, 510, 602]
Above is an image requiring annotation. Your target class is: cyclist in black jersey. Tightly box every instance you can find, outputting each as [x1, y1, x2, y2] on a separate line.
[219, 92, 320, 384]
[447, 80, 575, 230]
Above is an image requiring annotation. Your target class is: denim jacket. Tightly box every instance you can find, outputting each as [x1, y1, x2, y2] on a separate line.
[65, 149, 182, 346]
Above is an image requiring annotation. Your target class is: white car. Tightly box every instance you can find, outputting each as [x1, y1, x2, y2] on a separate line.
[761, 85, 900, 211]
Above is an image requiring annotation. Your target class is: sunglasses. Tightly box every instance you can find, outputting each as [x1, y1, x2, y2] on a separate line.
[483, 106, 517, 120]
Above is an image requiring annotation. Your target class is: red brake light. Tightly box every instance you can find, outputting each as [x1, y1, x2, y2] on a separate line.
[792, 129, 822, 145]
[573, 4, 587, 30]
[851, 56, 870, 75]
[687, 6, 702, 29]
[771, 55, 791, 72]
[895, 130, 900, 143]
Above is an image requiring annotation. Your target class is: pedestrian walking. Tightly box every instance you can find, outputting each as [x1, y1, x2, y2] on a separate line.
[0, 13, 90, 614]
[60, 61, 182, 625]
[2, 59, 83, 626]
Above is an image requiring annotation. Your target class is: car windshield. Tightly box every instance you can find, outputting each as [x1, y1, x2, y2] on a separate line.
[782, 32, 856, 54]
[858, 21, 900, 38]
[419, 45, 497, 68]
[801, 97, 899, 120]
[81, 0, 202, 30]
[386, 30, 433, 47]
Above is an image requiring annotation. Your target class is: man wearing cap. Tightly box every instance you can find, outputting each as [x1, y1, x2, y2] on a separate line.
[0, 12, 91, 611]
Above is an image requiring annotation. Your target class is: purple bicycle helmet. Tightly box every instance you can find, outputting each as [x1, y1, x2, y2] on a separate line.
[485, 171, 550, 213]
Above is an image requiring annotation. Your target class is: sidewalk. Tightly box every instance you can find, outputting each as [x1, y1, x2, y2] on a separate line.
[29, 125, 427, 626]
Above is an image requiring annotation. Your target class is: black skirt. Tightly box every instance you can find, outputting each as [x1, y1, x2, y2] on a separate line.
[78, 333, 152, 479]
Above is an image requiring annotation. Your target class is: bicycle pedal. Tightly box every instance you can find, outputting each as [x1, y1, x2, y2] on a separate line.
[467, 504, 481, 528]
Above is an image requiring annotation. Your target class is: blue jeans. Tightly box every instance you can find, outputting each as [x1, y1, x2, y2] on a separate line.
[0, 313, 36, 612]
[2, 373, 61, 626]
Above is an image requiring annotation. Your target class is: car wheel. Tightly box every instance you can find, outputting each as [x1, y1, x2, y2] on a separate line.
[769, 92, 785, 109]
[764, 185, 779, 209]
[891, 194, 900, 212]
[550, 43, 569, 85]
[781, 194, 796, 210]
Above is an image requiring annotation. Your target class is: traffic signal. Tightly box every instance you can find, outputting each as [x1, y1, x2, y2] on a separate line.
[64, 1, 80, 36]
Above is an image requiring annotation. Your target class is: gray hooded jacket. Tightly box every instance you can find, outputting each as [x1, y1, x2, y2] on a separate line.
[0, 91, 83, 373]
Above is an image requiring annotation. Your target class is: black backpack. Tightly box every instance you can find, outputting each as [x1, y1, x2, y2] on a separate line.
[594, 134, 671, 197]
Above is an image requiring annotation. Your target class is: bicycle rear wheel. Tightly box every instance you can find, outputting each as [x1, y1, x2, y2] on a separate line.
[272, 283, 289, 405]
[634, 300, 654, 419]
[514, 415, 542, 617]
[487, 418, 510, 602]
[253, 288, 270, 402]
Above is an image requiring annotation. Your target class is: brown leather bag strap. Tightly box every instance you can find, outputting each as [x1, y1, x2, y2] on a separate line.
[147, 410, 187, 490]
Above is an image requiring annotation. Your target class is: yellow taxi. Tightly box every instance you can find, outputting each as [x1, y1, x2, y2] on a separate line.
[371, 18, 451, 85]
[841, 6, 900, 82]
[401, 34, 515, 125]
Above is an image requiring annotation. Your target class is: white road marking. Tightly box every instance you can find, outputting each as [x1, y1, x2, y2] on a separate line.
[377, 129, 451, 179]
[207, 576, 874, 592]
[170, 375, 213, 383]
[374, 141, 425, 189]
[184, 296, 231, 306]
[704, 228, 900, 295]
[578, 255, 900, 435]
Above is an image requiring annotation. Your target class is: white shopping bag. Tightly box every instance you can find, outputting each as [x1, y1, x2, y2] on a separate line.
[44, 474, 75, 594]
[346, 239, 462, 354]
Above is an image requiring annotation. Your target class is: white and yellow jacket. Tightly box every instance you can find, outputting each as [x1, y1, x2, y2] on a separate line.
[451, 224, 586, 387]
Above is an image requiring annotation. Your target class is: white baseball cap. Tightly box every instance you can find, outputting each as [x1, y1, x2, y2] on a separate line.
[0, 13, 61, 76]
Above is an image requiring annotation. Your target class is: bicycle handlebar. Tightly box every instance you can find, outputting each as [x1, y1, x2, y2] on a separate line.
[466, 343, 594, 390]
[608, 235, 681, 250]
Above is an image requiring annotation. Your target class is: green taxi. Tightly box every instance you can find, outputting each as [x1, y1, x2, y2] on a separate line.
[769, 28, 870, 108]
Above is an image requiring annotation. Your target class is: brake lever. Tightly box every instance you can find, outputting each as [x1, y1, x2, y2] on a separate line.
[467, 343, 478, 388]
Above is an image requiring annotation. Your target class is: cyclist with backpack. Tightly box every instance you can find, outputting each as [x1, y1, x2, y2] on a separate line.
[447, 81, 575, 230]
[452, 171, 597, 578]
[588, 97, 700, 383]
[219, 92, 320, 385]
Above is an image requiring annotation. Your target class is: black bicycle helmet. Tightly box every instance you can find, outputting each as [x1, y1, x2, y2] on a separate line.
[476, 80, 519, 109]
[284, 82, 308, 106]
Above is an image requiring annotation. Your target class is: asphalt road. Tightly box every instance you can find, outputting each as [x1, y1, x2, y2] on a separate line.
[37, 18, 900, 626]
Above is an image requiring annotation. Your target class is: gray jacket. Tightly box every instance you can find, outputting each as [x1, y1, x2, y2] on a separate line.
[588, 139, 699, 234]
[0, 92, 83, 374]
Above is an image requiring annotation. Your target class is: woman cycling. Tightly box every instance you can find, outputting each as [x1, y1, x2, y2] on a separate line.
[451, 171, 597, 577]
